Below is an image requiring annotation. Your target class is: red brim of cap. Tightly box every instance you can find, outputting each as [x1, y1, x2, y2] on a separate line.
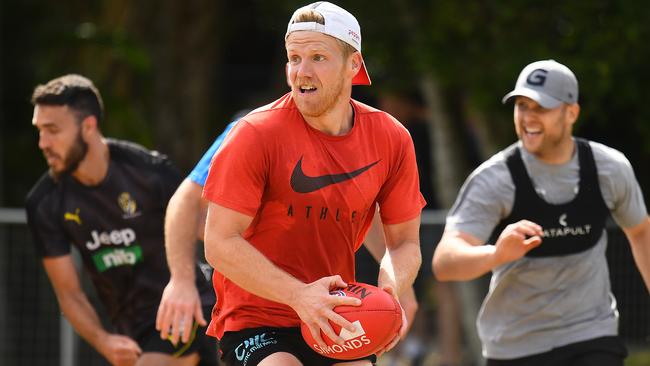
[352, 60, 371, 86]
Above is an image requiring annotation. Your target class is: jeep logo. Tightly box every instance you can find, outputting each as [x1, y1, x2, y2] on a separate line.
[86, 228, 136, 250]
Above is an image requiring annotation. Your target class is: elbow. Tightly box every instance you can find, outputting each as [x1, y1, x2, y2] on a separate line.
[431, 252, 453, 282]
[432, 265, 448, 282]
[204, 232, 237, 272]
[433, 269, 453, 282]
[203, 233, 222, 270]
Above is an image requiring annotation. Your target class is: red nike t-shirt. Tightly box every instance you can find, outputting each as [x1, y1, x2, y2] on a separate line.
[203, 93, 426, 338]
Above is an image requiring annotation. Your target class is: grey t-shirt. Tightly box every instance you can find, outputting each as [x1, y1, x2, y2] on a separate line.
[446, 139, 647, 359]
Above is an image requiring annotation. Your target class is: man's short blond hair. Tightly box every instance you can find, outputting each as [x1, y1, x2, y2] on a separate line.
[290, 9, 357, 58]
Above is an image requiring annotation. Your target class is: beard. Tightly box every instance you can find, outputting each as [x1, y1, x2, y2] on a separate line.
[292, 69, 347, 119]
[48, 129, 88, 180]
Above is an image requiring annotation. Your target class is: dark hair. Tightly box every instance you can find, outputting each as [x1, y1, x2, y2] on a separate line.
[31, 74, 104, 124]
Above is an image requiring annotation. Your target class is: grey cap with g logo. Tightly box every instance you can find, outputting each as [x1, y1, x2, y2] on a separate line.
[502, 59, 578, 109]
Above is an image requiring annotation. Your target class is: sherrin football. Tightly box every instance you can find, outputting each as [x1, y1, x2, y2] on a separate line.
[300, 282, 402, 360]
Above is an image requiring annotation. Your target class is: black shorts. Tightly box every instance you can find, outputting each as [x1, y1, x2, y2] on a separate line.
[486, 336, 627, 366]
[219, 326, 376, 366]
[133, 305, 219, 365]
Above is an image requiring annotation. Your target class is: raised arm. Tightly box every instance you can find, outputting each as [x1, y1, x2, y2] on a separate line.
[433, 220, 543, 281]
[156, 179, 208, 345]
[204, 202, 361, 349]
[623, 216, 650, 293]
[43, 255, 142, 365]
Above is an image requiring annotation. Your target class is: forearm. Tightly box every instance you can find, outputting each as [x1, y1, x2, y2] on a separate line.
[56, 291, 110, 355]
[377, 239, 421, 296]
[363, 214, 386, 263]
[433, 233, 499, 281]
[627, 218, 650, 293]
[205, 233, 304, 305]
[363, 205, 386, 262]
[164, 181, 202, 282]
[630, 243, 650, 293]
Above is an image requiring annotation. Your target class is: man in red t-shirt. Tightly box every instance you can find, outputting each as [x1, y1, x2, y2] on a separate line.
[202, 3, 425, 366]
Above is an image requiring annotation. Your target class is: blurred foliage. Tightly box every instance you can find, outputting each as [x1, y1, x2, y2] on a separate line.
[358, 0, 650, 201]
[360, 0, 650, 138]
[2, 0, 650, 206]
[2, 0, 155, 206]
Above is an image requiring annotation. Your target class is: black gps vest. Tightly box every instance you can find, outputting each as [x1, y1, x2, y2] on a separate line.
[490, 138, 610, 257]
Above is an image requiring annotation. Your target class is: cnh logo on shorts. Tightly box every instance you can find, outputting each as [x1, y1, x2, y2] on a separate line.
[526, 68, 548, 86]
[235, 333, 277, 364]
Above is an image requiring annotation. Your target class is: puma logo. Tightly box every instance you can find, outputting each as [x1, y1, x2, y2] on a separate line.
[64, 208, 82, 225]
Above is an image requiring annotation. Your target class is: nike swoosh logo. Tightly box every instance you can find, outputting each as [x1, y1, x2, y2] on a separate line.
[290, 157, 380, 193]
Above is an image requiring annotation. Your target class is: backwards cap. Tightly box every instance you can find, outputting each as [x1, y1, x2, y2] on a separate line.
[286, 1, 371, 86]
[502, 59, 578, 109]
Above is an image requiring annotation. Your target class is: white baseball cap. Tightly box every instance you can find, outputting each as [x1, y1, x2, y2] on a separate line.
[502, 59, 578, 109]
[286, 1, 371, 86]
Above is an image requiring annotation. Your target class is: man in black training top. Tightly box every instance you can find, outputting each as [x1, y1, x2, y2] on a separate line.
[25, 74, 218, 366]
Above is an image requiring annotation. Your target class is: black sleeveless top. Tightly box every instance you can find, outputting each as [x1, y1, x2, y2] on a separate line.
[490, 138, 610, 257]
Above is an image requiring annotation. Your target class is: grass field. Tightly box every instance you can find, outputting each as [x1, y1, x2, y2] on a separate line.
[626, 349, 650, 366]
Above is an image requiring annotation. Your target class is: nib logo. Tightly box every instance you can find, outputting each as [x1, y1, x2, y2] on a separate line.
[339, 321, 365, 340]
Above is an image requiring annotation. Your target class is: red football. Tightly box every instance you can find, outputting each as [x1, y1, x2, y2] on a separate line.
[300, 282, 402, 360]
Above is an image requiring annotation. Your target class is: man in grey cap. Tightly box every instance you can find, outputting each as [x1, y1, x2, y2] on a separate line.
[433, 59, 650, 365]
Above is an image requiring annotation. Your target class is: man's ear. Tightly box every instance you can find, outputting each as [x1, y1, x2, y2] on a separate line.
[567, 103, 581, 125]
[350, 52, 362, 72]
[348, 52, 363, 80]
[80, 115, 98, 138]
